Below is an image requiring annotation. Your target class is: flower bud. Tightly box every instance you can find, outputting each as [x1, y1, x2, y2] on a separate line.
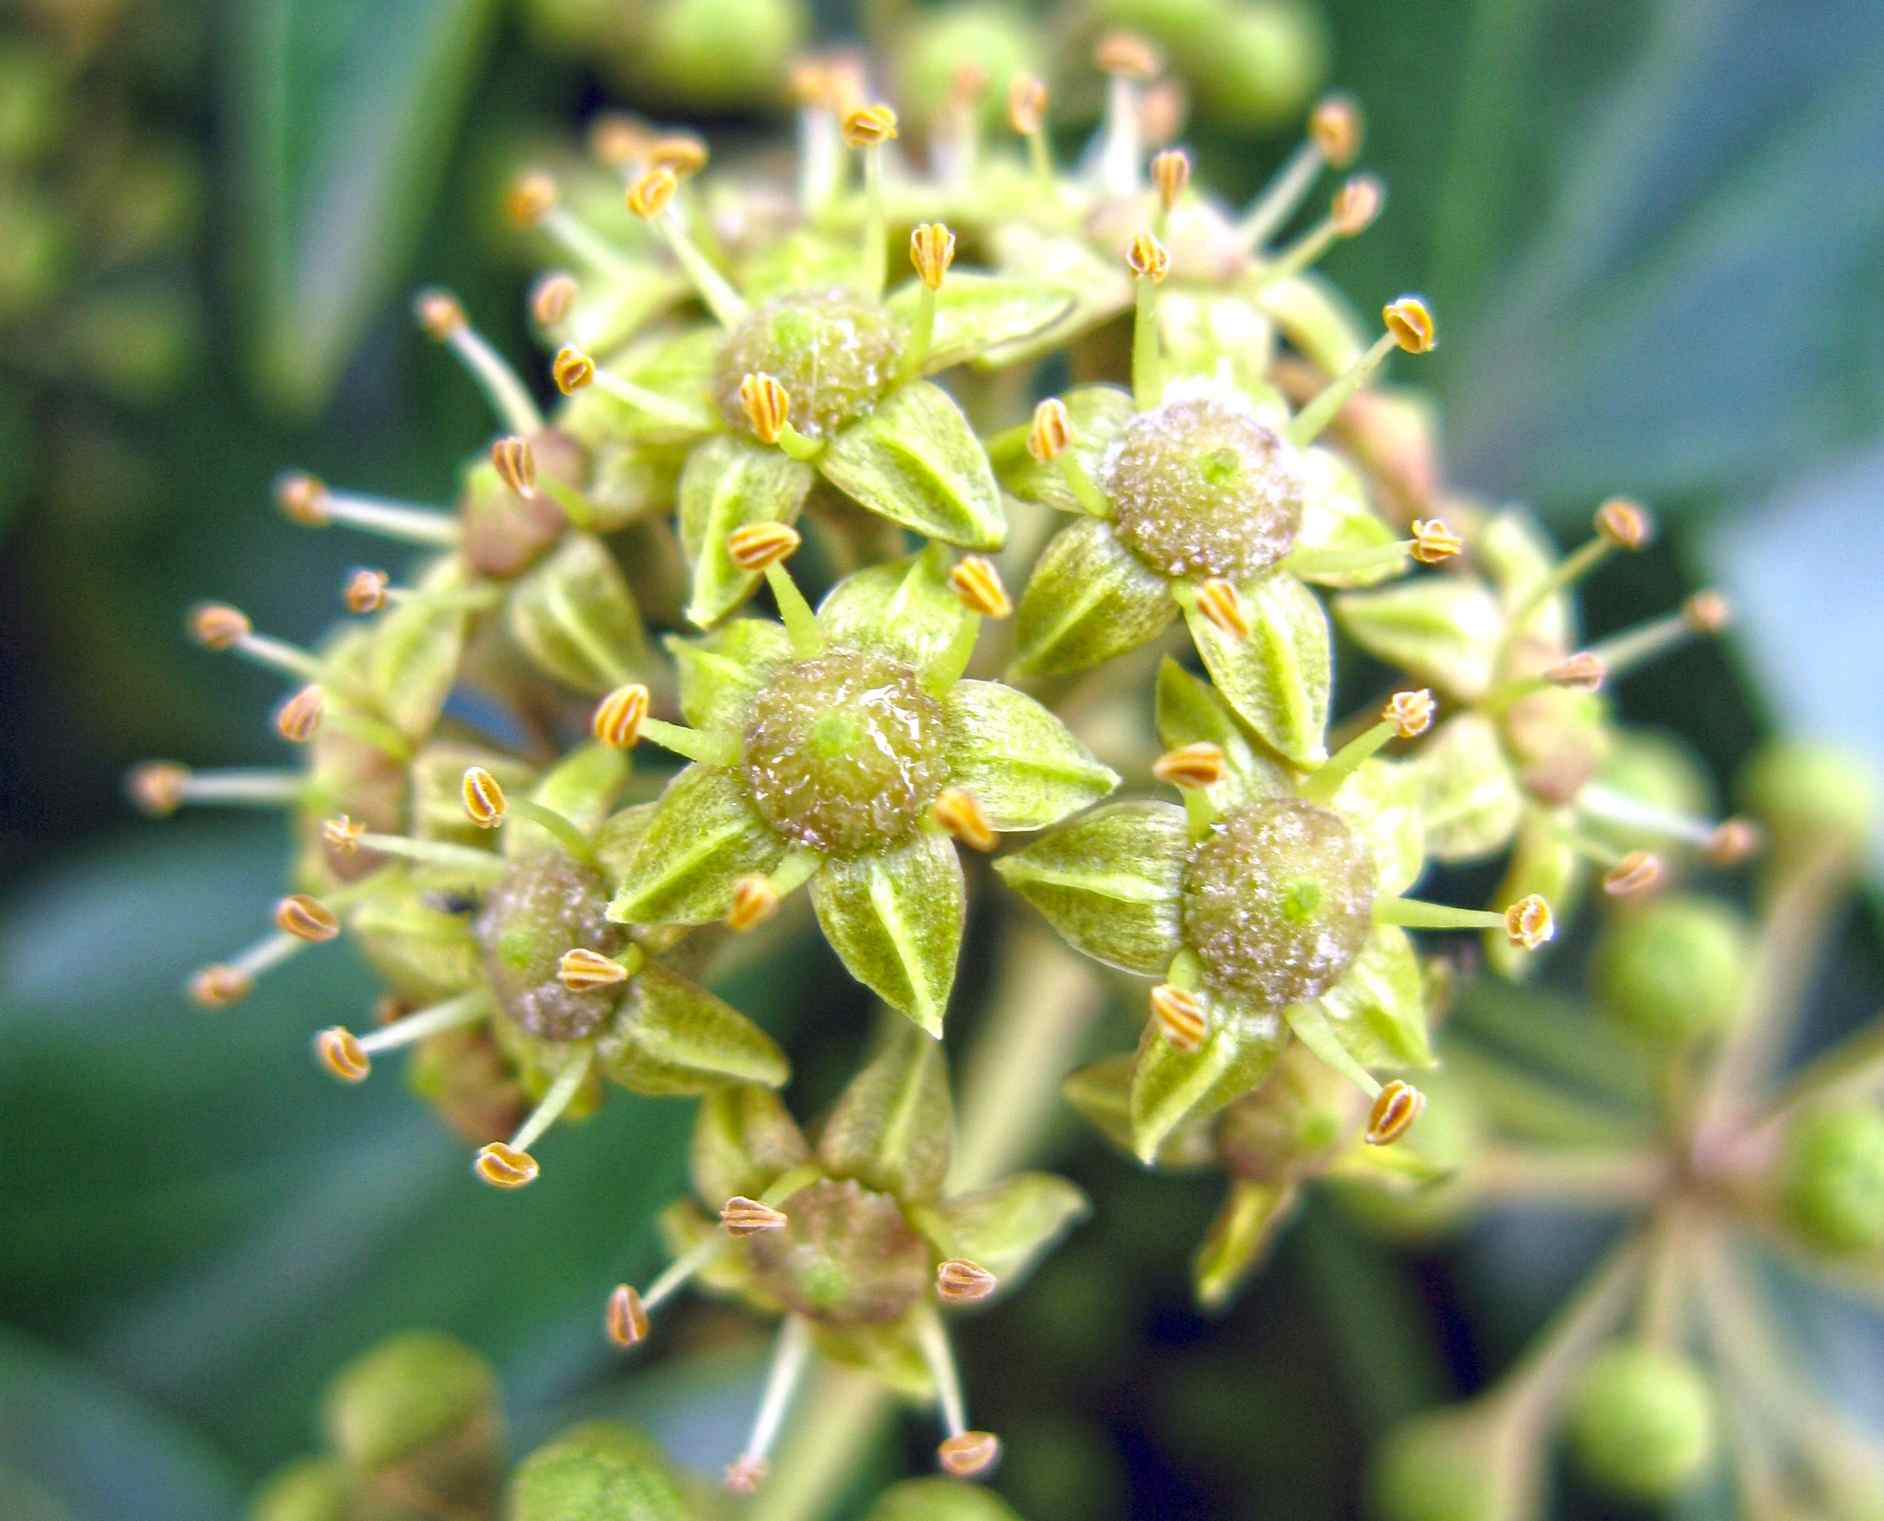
[1779, 1104, 1884, 1255]
[1739, 740, 1879, 868]
[1565, 1345, 1716, 1502]
[249, 1457, 353, 1521]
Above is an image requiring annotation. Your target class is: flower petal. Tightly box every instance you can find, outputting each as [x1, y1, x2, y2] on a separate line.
[1333, 578, 1505, 701]
[1153, 657, 1294, 813]
[943, 680, 1118, 831]
[1310, 925, 1431, 1071]
[1183, 568, 1331, 767]
[910, 1173, 1088, 1290]
[1193, 1179, 1297, 1312]
[596, 963, 791, 1095]
[664, 619, 791, 736]
[1290, 447, 1403, 589]
[689, 1085, 813, 1208]
[1011, 516, 1177, 677]
[810, 831, 965, 1037]
[1063, 1054, 1219, 1168]
[886, 271, 1078, 372]
[678, 435, 816, 628]
[816, 543, 973, 680]
[1130, 1006, 1286, 1165]
[1410, 714, 1525, 861]
[606, 765, 786, 926]
[818, 380, 1005, 549]
[996, 383, 1132, 515]
[818, 1022, 953, 1202]
[1485, 807, 1585, 979]
[507, 532, 649, 694]
[1328, 756, 1425, 897]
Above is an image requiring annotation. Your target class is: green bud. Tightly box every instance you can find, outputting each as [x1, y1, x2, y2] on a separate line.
[1368, 1406, 1513, 1521]
[1593, 895, 1749, 1047]
[1565, 1344, 1717, 1502]
[0, 187, 74, 322]
[506, 1421, 694, 1521]
[866, 1477, 1023, 1521]
[0, 41, 67, 167]
[322, 1332, 503, 1513]
[638, 0, 808, 108]
[249, 1458, 353, 1521]
[895, 7, 1041, 129]
[1740, 740, 1879, 867]
[717, 290, 898, 440]
[1187, 2, 1330, 130]
[1780, 1104, 1884, 1256]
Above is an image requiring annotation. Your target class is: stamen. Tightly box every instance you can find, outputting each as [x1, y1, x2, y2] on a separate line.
[1025, 396, 1108, 517]
[1299, 690, 1431, 802]
[588, 112, 651, 173]
[1140, 79, 1188, 150]
[723, 523, 819, 658]
[557, 946, 638, 991]
[551, 343, 707, 431]
[1285, 519, 1462, 579]
[529, 271, 580, 331]
[949, 556, 1011, 618]
[1707, 818, 1761, 867]
[274, 685, 324, 743]
[1364, 1079, 1425, 1145]
[736, 371, 821, 459]
[915, 1307, 1000, 1477]
[605, 1283, 650, 1347]
[1372, 893, 1554, 950]
[343, 569, 389, 613]
[591, 682, 651, 749]
[127, 762, 301, 815]
[1150, 983, 1207, 1052]
[276, 472, 462, 546]
[720, 1195, 790, 1236]
[626, 168, 749, 327]
[1238, 92, 1364, 252]
[1286, 296, 1434, 447]
[932, 787, 998, 852]
[1544, 651, 1607, 692]
[1193, 578, 1250, 639]
[190, 602, 329, 686]
[1151, 148, 1190, 222]
[1127, 229, 1169, 408]
[901, 222, 956, 379]
[1093, 32, 1160, 196]
[506, 169, 639, 283]
[841, 103, 898, 301]
[313, 989, 490, 1082]
[649, 135, 708, 180]
[414, 288, 544, 436]
[726, 1316, 813, 1494]
[274, 893, 340, 943]
[473, 1047, 595, 1190]
[1153, 743, 1226, 790]
[1574, 785, 1754, 868]
[790, 58, 846, 212]
[938, 1434, 1002, 1479]
[1586, 591, 1731, 679]
[460, 765, 595, 862]
[326, 821, 506, 879]
[1008, 74, 1055, 189]
[490, 435, 536, 498]
[188, 927, 308, 1008]
[937, 1259, 998, 1303]
[728, 876, 779, 931]
[1260, 175, 1383, 285]
[1504, 499, 1653, 639]
[1601, 850, 1665, 898]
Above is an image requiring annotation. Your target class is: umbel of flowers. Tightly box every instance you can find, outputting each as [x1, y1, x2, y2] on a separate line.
[125, 31, 1775, 1505]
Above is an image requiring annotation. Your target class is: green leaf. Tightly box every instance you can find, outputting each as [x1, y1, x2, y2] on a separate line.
[817, 380, 1006, 549]
[1193, 1179, 1297, 1312]
[235, 0, 502, 414]
[596, 963, 790, 1095]
[818, 1023, 953, 1203]
[505, 742, 628, 859]
[607, 765, 785, 926]
[1010, 516, 1177, 677]
[1183, 569, 1332, 767]
[1062, 1054, 1218, 1169]
[1332, 578, 1505, 701]
[886, 271, 1077, 371]
[866, 1478, 1024, 1521]
[1153, 658, 1294, 813]
[507, 533, 649, 693]
[1328, 757, 1426, 897]
[911, 1173, 1087, 1288]
[816, 543, 974, 678]
[942, 680, 1118, 831]
[809, 832, 965, 1037]
[678, 435, 816, 627]
[689, 1086, 812, 1207]
[992, 800, 1189, 976]
[1130, 1014, 1285, 1165]
[1313, 926, 1431, 1070]
[506, 1421, 695, 1521]
[1290, 448, 1403, 589]
[996, 384, 1133, 515]
[665, 619, 791, 737]
[1410, 714, 1525, 862]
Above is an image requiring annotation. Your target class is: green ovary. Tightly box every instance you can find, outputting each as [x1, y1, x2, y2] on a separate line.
[714, 289, 899, 439]
[1181, 799, 1375, 1005]
[743, 1178, 930, 1324]
[742, 651, 949, 856]
[475, 856, 626, 1042]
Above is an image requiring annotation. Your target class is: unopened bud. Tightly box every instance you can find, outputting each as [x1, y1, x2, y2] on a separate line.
[1309, 94, 1364, 167]
[344, 568, 389, 613]
[316, 1026, 370, 1083]
[1008, 75, 1048, 135]
[1383, 296, 1435, 354]
[1095, 31, 1160, 79]
[1126, 230, 1170, 282]
[910, 222, 956, 291]
[1547, 652, 1607, 693]
[1409, 518, 1463, 564]
[1595, 498, 1652, 549]
[606, 1283, 649, 1347]
[414, 288, 466, 340]
[530, 271, 579, 327]
[937, 1431, 1002, 1478]
[1153, 742, 1227, 789]
[275, 685, 324, 743]
[1365, 1079, 1425, 1145]
[461, 766, 507, 828]
[276, 471, 330, 526]
[592, 683, 650, 749]
[727, 521, 802, 572]
[473, 1140, 538, 1189]
[1504, 893, 1555, 950]
[128, 761, 190, 816]
[1382, 689, 1436, 739]
[190, 964, 253, 1008]
[720, 1195, 789, 1236]
[1602, 851, 1664, 898]
[626, 167, 677, 219]
[1195, 578, 1250, 639]
[190, 602, 251, 649]
[1683, 590, 1731, 634]
[491, 435, 536, 496]
[840, 103, 898, 147]
[949, 556, 1011, 618]
[727, 875, 780, 932]
[1027, 397, 1071, 462]
[738, 371, 791, 444]
[1331, 175, 1383, 237]
[558, 947, 630, 991]
[1152, 149, 1191, 211]
[1151, 983, 1207, 1051]
[936, 1258, 997, 1303]
[932, 787, 997, 852]
[550, 345, 595, 394]
[505, 170, 557, 228]
[276, 893, 340, 943]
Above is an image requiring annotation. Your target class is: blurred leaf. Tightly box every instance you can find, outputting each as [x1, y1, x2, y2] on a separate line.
[234, 0, 502, 415]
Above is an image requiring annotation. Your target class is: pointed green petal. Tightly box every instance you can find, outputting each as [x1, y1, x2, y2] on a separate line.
[1193, 1179, 1297, 1312]
[593, 801, 658, 885]
[886, 271, 1077, 372]
[690, 1085, 813, 1207]
[562, 325, 718, 442]
[1156, 290, 1283, 405]
[1283, 999, 1384, 1097]
[507, 533, 649, 693]
[606, 765, 785, 926]
[996, 384, 1132, 515]
[818, 380, 1005, 549]
[993, 801, 1189, 975]
[1063, 1054, 1220, 1168]
[596, 963, 789, 1095]
[810, 832, 965, 1036]
[678, 434, 816, 627]
[911, 1172, 1087, 1289]
[808, 1320, 934, 1398]
[984, 225, 1134, 363]
[942, 680, 1118, 831]
[1182, 569, 1331, 767]
[504, 742, 628, 860]
[1011, 516, 1177, 676]
[819, 1022, 953, 1203]
[1130, 1010, 1286, 1165]
[1411, 714, 1525, 861]
[816, 543, 973, 678]
[1327, 756, 1426, 896]
[664, 619, 791, 736]
[1154, 657, 1294, 812]
[1477, 510, 1573, 650]
[1290, 448, 1403, 588]
[1332, 578, 1505, 700]
[329, 555, 471, 738]
[507, 1421, 693, 1521]
[1313, 926, 1431, 1070]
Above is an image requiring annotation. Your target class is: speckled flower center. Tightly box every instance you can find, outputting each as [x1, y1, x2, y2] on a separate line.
[741, 651, 949, 857]
[743, 1178, 930, 1324]
[1105, 396, 1304, 581]
[1180, 798, 1374, 1005]
[714, 289, 899, 439]
[475, 856, 627, 1042]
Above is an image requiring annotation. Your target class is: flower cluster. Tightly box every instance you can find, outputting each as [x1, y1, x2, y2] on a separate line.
[133, 31, 1798, 1509]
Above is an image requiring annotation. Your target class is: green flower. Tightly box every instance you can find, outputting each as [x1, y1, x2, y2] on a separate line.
[607, 542, 1117, 1034]
[998, 658, 1551, 1161]
[610, 1026, 1086, 1487]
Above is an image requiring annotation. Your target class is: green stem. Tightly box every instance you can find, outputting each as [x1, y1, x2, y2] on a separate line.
[899, 286, 936, 383]
[1131, 276, 1163, 410]
[1285, 331, 1395, 447]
